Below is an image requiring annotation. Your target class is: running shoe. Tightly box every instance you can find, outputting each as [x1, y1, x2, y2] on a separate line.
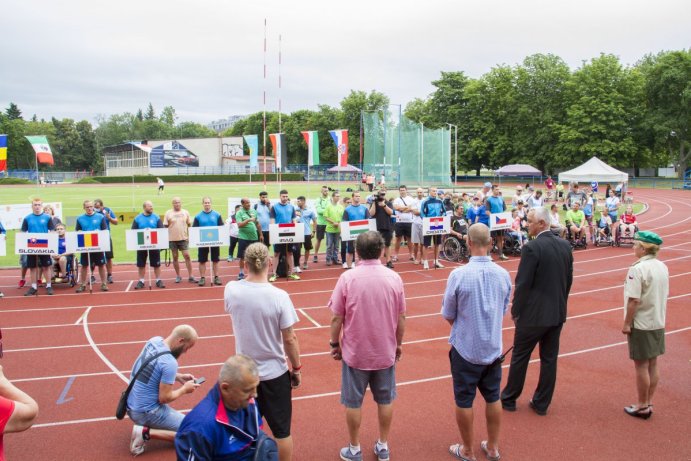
[294, 266, 302, 274]
[107, 274, 114, 284]
[188, 277, 197, 283]
[155, 280, 166, 289]
[340, 445, 362, 461]
[422, 260, 429, 270]
[0, 292, 4, 298]
[101, 283, 108, 292]
[134, 280, 145, 290]
[386, 261, 394, 269]
[46, 286, 54, 295]
[500, 254, 509, 261]
[24, 287, 38, 296]
[75, 285, 86, 293]
[374, 442, 390, 461]
[288, 273, 301, 281]
[198, 277, 206, 287]
[90, 275, 96, 283]
[18, 279, 26, 288]
[342, 262, 349, 269]
[313, 255, 318, 263]
[269, 274, 277, 282]
[302, 263, 308, 270]
[213, 276, 222, 286]
[130, 425, 147, 456]
[391, 255, 398, 262]
[237, 272, 245, 281]
[434, 260, 445, 269]
[175, 276, 182, 283]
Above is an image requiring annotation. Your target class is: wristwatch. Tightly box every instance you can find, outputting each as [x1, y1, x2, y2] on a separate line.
[329, 341, 339, 348]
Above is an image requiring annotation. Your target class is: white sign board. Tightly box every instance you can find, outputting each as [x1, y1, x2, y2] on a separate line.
[340, 219, 377, 242]
[189, 226, 229, 248]
[422, 216, 450, 236]
[126, 228, 170, 251]
[0, 202, 64, 230]
[15, 232, 59, 255]
[489, 212, 512, 231]
[269, 223, 305, 244]
[65, 230, 111, 253]
[0, 234, 5, 257]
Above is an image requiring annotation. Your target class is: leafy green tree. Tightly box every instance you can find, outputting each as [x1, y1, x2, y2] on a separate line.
[160, 106, 177, 127]
[178, 122, 216, 138]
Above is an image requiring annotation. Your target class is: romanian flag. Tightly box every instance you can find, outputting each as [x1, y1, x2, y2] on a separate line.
[28, 238, 49, 248]
[494, 215, 507, 226]
[348, 220, 370, 235]
[329, 129, 348, 167]
[277, 223, 296, 237]
[269, 133, 286, 170]
[243, 135, 259, 168]
[301, 131, 319, 166]
[137, 230, 158, 245]
[0, 135, 7, 172]
[429, 217, 445, 231]
[25, 135, 54, 165]
[77, 233, 99, 247]
[200, 228, 219, 242]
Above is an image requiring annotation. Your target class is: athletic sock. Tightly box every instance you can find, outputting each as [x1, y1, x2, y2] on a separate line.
[376, 440, 388, 451]
[31, 283, 37, 289]
[142, 426, 150, 441]
[46, 283, 52, 288]
[139, 279, 145, 283]
[349, 444, 361, 455]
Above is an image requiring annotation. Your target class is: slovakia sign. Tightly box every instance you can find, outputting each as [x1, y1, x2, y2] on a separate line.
[15, 232, 58, 255]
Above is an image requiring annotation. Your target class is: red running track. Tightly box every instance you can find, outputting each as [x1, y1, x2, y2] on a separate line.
[0, 188, 689, 460]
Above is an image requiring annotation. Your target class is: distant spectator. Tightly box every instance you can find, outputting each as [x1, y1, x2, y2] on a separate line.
[157, 177, 165, 194]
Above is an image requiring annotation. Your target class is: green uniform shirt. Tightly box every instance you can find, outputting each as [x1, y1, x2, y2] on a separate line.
[235, 208, 259, 241]
[315, 196, 330, 226]
[324, 203, 345, 233]
[565, 209, 585, 226]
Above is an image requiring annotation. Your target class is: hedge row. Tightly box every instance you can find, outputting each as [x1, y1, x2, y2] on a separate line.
[0, 177, 33, 185]
[86, 174, 304, 184]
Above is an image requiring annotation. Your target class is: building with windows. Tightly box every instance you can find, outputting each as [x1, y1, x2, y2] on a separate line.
[207, 115, 246, 133]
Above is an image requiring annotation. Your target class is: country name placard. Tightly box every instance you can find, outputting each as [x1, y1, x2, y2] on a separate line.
[269, 223, 305, 244]
[189, 226, 229, 248]
[66, 230, 111, 253]
[15, 232, 59, 255]
[340, 219, 377, 242]
[422, 216, 450, 236]
[489, 212, 512, 231]
[126, 228, 170, 251]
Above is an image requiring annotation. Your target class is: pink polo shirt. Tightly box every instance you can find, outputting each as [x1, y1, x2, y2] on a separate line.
[328, 259, 406, 370]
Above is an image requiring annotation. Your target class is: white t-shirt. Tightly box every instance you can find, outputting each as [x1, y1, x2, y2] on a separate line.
[410, 198, 423, 225]
[226, 216, 239, 238]
[224, 280, 299, 380]
[527, 195, 544, 209]
[392, 196, 415, 223]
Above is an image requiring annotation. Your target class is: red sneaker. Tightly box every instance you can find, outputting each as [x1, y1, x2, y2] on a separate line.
[18, 279, 26, 288]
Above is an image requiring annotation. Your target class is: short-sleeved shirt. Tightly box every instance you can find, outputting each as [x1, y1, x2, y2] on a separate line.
[486, 195, 505, 214]
[324, 203, 345, 233]
[298, 207, 316, 235]
[193, 210, 224, 228]
[371, 200, 393, 231]
[270, 202, 296, 224]
[21, 212, 54, 233]
[583, 197, 594, 216]
[392, 196, 415, 223]
[328, 259, 406, 370]
[76, 212, 106, 232]
[565, 210, 585, 226]
[127, 337, 178, 412]
[527, 195, 544, 209]
[315, 196, 330, 226]
[598, 215, 612, 228]
[466, 206, 489, 226]
[343, 204, 369, 222]
[606, 196, 620, 214]
[624, 255, 669, 330]
[235, 208, 259, 241]
[97, 207, 116, 231]
[411, 198, 423, 225]
[254, 202, 272, 230]
[568, 191, 585, 207]
[545, 178, 554, 189]
[0, 395, 15, 460]
[621, 213, 636, 225]
[164, 209, 192, 241]
[224, 280, 299, 381]
[132, 212, 163, 230]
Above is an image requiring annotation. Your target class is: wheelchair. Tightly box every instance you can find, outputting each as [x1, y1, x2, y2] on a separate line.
[441, 234, 469, 262]
[565, 224, 588, 250]
[594, 225, 613, 247]
[615, 223, 638, 247]
[52, 254, 78, 287]
[503, 231, 523, 257]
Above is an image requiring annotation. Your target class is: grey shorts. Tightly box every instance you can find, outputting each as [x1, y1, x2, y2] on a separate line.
[169, 240, 189, 251]
[411, 223, 424, 244]
[340, 362, 396, 408]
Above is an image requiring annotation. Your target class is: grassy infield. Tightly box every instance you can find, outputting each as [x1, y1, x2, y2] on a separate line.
[0, 181, 642, 267]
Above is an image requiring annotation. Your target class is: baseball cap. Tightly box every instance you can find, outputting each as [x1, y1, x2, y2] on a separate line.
[484, 182, 492, 188]
[437, 189, 444, 195]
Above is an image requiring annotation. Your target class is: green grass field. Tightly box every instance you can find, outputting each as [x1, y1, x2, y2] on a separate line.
[0, 182, 644, 267]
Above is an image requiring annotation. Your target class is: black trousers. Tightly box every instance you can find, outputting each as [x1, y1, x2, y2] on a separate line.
[501, 324, 563, 411]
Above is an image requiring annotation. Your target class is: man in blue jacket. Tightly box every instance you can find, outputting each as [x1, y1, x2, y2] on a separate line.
[175, 355, 277, 461]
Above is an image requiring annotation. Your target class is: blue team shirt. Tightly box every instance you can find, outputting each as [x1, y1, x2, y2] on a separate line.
[466, 205, 489, 226]
[298, 207, 316, 236]
[270, 202, 296, 224]
[193, 210, 223, 227]
[127, 337, 178, 412]
[421, 197, 444, 218]
[486, 196, 505, 214]
[132, 212, 163, 230]
[58, 237, 67, 255]
[254, 202, 272, 230]
[98, 207, 116, 230]
[21, 212, 55, 233]
[343, 204, 369, 221]
[76, 212, 107, 232]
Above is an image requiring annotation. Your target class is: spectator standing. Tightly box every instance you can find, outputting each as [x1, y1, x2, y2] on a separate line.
[163, 197, 196, 284]
[43, 204, 62, 228]
[368, 189, 395, 268]
[544, 175, 555, 200]
[511, 186, 524, 208]
[21, 198, 55, 296]
[269, 190, 300, 282]
[605, 189, 621, 240]
[465, 196, 489, 227]
[420, 186, 445, 270]
[0, 365, 39, 458]
[526, 189, 544, 209]
[157, 177, 165, 195]
[410, 187, 426, 264]
[622, 232, 669, 419]
[74, 200, 108, 293]
[224, 243, 302, 461]
[486, 185, 509, 261]
[234, 198, 262, 281]
[226, 204, 240, 262]
[583, 192, 595, 242]
[442, 223, 511, 461]
[94, 198, 118, 283]
[501, 207, 573, 415]
[366, 173, 375, 192]
[255, 191, 272, 247]
[132, 201, 165, 289]
[329, 231, 406, 461]
[566, 183, 586, 209]
[193, 197, 225, 286]
[392, 185, 415, 263]
[313, 186, 330, 261]
[294, 196, 315, 271]
[128, 325, 200, 456]
[476, 182, 492, 202]
[324, 191, 345, 266]
[341, 192, 370, 269]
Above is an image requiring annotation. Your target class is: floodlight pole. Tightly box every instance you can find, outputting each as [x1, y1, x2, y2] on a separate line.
[419, 122, 424, 186]
[446, 123, 458, 188]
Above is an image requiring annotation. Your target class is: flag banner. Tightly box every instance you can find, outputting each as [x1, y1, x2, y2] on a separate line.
[329, 129, 349, 167]
[0, 135, 7, 172]
[301, 131, 320, 166]
[189, 226, 229, 248]
[66, 230, 111, 253]
[422, 216, 450, 236]
[269, 223, 305, 244]
[243, 135, 259, 168]
[489, 212, 512, 231]
[269, 133, 287, 170]
[25, 135, 54, 165]
[0, 234, 6, 257]
[0, 202, 63, 230]
[340, 219, 377, 242]
[125, 229, 169, 251]
[15, 232, 58, 255]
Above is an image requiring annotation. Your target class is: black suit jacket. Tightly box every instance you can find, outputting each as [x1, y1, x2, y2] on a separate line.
[512, 230, 574, 327]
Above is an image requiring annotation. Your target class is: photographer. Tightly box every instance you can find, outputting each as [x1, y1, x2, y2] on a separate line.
[368, 189, 394, 268]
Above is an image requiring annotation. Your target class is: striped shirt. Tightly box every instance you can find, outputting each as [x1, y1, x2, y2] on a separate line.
[441, 256, 512, 365]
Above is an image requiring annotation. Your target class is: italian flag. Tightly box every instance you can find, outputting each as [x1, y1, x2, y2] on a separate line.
[25, 135, 54, 165]
[348, 220, 370, 235]
[137, 230, 158, 245]
[301, 131, 319, 166]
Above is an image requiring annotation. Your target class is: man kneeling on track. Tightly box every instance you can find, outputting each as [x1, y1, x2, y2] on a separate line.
[127, 325, 201, 456]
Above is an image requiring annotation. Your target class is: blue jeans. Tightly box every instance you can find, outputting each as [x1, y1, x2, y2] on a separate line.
[326, 232, 340, 263]
[128, 404, 184, 431]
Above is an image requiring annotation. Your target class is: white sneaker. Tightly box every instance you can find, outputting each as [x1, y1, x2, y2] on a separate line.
[434, 260, 445, 268]
[422, 260, 429, 270]
[342, 262, 348, 269]
[130, 425, 146, 456]
[294, 266, 302, 274]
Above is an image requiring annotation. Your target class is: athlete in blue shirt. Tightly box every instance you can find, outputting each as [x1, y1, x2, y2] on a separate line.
[132, 201, 165, 289]
[420, 186, 445, 269]
[94, 198, 118, 284]
[75, 200, 108, 292]
[341, 191, 370, 268]
[294, 196, 317, 272]
[268, 190, 299, 281]
[21, 198, 56, 296]
[254, 191, 272, 247]
[193, 197, 225, 287]
[486, 185, 508, 261]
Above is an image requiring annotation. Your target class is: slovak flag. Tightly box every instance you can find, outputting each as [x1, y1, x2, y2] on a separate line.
[429, 217, 445, 231]
[28, 238, 49, 248]
[329, 129, 348, 167]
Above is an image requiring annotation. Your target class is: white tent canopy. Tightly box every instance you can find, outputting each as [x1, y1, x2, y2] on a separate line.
[558, 157, 628, 184]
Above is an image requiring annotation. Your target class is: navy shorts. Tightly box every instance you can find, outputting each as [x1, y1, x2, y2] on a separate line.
[449, 347, 501, 408]
[237, 238, 257, 259]
[80, 252, 105, 267]
[26, 255, 52, 268]
[197, 246, 220, 263]
[273, 243, 293, 256]
[136, 249, 161, 268]
[423, 235, 442, 247]
[316, 224, 326, 241]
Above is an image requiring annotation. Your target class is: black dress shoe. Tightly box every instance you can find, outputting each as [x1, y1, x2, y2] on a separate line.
[624, 405, 651, 420]
[501, 401, 516, 412]
[529, 400, 547, 416]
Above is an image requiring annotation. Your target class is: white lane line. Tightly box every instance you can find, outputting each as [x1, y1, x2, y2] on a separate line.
[28, 325, 691, 429]
[74, 308, 90, 326]
[125, 280, 133, 292]
[298, 308, 321, 327]
[82, 306, 129, 384]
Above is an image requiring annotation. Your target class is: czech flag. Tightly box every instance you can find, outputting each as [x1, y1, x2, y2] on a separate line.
[277, 223, 296, 237]
[329, 129, 348, 167]
[429, 217, 445, 231]
[77, 233, 99, 247]
[137, 230, 158, 245]
[494, 215, 507, 226]
[348, 220, 370, 236]
[28, 238, 49, 248]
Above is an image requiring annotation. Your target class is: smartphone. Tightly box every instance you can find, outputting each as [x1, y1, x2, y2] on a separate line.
[194, 377, 206, 385]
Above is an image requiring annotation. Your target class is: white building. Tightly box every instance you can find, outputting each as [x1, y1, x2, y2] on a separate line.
[207, 115, 246, 133]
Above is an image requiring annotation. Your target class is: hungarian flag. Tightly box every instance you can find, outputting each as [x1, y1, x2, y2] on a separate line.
[269, 133, 287, 170]
[200, 228, 219, 242]
[28, 238, 49, 248]
[0, 135, 7, 172]
[301, 131, 319, 166]
[429, 217, 445, 231]
[243, 135, 259, 168]
[348, 220, 370, 235]
[25, 135, 54, 165]
[277, 223, 296, 237]
[137, 230, 159, 245]
[329, 129, 348, 167]
[78, 233, 99, 247]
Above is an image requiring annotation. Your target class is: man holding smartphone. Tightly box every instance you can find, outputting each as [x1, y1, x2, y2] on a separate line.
[368, 188, 394, 268]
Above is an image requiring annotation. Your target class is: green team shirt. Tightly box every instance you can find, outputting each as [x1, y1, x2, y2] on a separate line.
[235, 208, 259, 241]
[315, 196, 330, 226]
[324, 203, 345, 233]
[565, 209, 585, 226]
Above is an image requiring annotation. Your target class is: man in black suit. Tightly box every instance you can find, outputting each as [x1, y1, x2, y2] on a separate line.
[501, 206, 573, 415]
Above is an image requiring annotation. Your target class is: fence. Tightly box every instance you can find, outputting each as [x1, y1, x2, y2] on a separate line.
[3, 170, 96, 182]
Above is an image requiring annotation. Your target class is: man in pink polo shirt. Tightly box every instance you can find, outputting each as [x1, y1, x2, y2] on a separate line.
[328, 231, 407, 461]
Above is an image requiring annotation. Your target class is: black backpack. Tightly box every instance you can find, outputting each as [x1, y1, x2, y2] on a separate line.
[275, 252, 287, 278]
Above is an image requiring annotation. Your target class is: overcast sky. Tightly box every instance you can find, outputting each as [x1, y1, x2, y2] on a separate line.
[1, 0, 688, 125]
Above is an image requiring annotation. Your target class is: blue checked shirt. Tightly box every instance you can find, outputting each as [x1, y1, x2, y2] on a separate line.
[441, 256, 512, 365]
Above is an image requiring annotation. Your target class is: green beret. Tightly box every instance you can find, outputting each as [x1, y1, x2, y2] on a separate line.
[634, 231, 662, 245]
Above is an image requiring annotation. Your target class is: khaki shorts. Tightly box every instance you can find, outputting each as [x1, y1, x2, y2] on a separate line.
[169, 240, 189, 251]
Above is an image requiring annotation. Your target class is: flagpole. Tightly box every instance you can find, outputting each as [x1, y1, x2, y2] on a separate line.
[34, 151, 40, 191]
[262, 18, 267, 190]
[147, 249, 152, 290]
[278, 34, 282, 192]
[87, 252, 93, 294]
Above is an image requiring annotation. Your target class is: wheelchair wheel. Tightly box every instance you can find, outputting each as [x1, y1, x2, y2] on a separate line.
[442, 237, 462, 262]
[68, 257, 79, 287]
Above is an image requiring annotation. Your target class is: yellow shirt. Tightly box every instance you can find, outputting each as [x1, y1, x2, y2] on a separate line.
[624, 255, 669, 330]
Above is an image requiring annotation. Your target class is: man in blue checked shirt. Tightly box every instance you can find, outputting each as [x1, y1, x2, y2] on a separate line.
[441, 223, 511, 461]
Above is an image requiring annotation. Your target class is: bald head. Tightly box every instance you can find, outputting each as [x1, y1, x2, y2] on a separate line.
[468, 223, 491, 247]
